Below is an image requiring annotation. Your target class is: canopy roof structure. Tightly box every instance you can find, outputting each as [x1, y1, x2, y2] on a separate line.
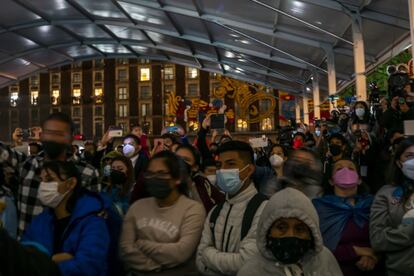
[0, 0, 411, 96]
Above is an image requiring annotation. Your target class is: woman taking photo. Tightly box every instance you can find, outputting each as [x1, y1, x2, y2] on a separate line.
[120, 151, 206, 275]
[370, 137, 414, 276]
[313, 159, 382, 275]
[21, 161, 109, 276]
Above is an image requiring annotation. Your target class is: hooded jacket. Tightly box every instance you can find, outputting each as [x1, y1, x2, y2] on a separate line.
[196, 183, 267, 275]
[21, 192, 110, 276]
[238, 188, 342, 276]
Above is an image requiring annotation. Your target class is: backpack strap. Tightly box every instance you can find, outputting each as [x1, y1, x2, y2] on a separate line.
[209, 202, 224, 248]
[241, 193, 267, 240]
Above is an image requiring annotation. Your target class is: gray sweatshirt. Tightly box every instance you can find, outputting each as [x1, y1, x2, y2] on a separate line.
[238, 188, 342, 276]
[370, 185, 414, 276]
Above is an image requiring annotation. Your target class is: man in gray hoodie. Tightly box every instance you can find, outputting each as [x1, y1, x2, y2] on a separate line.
[238, 188, 342, 276]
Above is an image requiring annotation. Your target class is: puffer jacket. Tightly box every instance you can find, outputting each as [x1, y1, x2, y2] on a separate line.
[238, 188, 342, 276]
[21, 192, 110, 276]
[196, 183, 267, 275]
[370, 185, 414, 276]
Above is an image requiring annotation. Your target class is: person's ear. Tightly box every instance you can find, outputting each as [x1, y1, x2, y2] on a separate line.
[247, 163, 255, 177]
[328, 179, 335, 187]
[396, 160, 403, 169]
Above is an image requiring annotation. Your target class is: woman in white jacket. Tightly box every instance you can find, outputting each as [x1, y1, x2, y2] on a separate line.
[238, 188, 342, 276]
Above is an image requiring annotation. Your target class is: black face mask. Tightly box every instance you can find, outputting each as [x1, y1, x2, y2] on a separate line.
[144, 178, 172, 199]
[110, 170, 127, 185]
[42, 141, 68, 160]
[267, 237, 313, 264]
[329, 144, 342, 156]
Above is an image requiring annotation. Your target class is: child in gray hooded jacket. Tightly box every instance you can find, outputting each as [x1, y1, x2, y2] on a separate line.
[238, 188, 342, 276]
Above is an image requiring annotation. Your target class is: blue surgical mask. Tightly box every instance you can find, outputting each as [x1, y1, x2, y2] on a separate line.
[315, 130, 321, 137]
[216, 165, 249, 195]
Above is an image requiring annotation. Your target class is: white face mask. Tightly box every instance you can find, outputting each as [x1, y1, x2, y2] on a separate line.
[123, 144, 136, 158]
[206, 174, 217, 186]
[355, 108, 365, 118]
[269, 154, 284, 168]
[402, 159, 414, 180]
[38, 181, 68, 208]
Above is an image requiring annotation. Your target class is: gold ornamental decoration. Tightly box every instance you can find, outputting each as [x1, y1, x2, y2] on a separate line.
[166, 91, 182, 116]
[213, 76, 276, 124]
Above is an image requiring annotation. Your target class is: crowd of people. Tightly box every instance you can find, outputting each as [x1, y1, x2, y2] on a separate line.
[0, 93, 413, 276]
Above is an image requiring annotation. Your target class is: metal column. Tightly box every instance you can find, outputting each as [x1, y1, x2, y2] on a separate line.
[303, 96, 309, 125]
[352, 15, 367, 101]
[326, 48, 337, 111]
[312, 73, 321, 120]
[408, 0, 414, 60]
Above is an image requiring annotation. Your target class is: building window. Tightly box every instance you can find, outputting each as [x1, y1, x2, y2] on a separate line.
[51, 89, 60, 105]
[94, 88, 103, 104]
[72, 72, 81, 83]
[187, 83, 198, 97]
[140, 68, 151, 81]
[118, 104, 128, 118]
[118, 69, 128, 81]
[236, 119, 248, 131]
[94, 119, 104, 138]
[261, 118, 273, 131]
[118, 87, 128, 100]
[94, 105, 103, 117]
[31, 91, 39, 106]
[141, 103, 151, 117]
[31, 108, 39, 123]
[73, 119, 81, 134]
[51, 73, 60, 84]
[10, 91, 18, 107]
[30, 75, 39, 86]
[164, 84, 174, 93]
[72, 88, 81, 105]
[164, 67, 174, 80]
[72, 107, 81, 117]
[94, 71, 103, 82]
[187, 67, 198, 79]
[140, 85, 151, 99]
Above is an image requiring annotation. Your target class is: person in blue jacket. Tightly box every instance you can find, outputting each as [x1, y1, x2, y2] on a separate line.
[21, 160, 109, 276]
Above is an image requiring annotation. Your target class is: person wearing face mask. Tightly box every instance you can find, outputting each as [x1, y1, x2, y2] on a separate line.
[370, 137, 414, 276]
[292, 132, 306, 150]
[313, 159, 383, 275]
[259, 144, 288, 198]
[196, 141, 267, 275]
[322, 134, 349, 191]
[122, 134, 149, 182]
[120, 151, 205, 274]
[21, 161, 109, 276]
[176, 145, 224, 213]
[103, 156, 134, 216]
[279, 148, 324, 199]
[238, 187, 342, 276]
[352, 101, 371, 125]
[16, 113, 100, 235]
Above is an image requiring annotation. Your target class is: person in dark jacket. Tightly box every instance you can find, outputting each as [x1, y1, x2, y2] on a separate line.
[176, 144, 224, 212]
[21, 161, 110, 276]
[313, 159, 382, 275]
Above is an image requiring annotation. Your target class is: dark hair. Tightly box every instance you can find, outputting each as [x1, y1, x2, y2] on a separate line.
[111, 155, 135, 196]
[209, 142, 219, 149]
[176, 144, 201, 168]
[161, 133, 178, 143]
[202, 158, 218, 171]
[219, 135, 232, 144]
[43, 112, 75, 135]
[42, 161, 83, 213]
[269, 144, 288, 158]
[123, 134, 141, 145]
[147, 151, 190, 195]
[389, 137, 414, 189]
[293, 132, 306, 140]
[217, 140, 254, 165]
[351, 101, 370, 124]
[323, 158, 369, 195]
[328, 133, 347, 146]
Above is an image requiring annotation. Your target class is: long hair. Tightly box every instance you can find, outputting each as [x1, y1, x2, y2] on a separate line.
[388, 137, 414, 189]
[111, 155, 135, 196]
[146, 151, 190, 195]
[42, 161, 83, 213]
